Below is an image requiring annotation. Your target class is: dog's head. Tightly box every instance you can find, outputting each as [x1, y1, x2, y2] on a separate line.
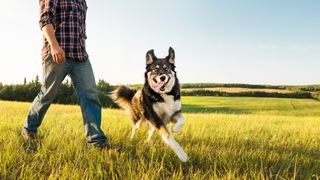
[145, 47, 177, 94]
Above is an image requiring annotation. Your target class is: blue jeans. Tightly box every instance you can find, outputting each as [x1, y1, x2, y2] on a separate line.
[24, 55, 107, 145]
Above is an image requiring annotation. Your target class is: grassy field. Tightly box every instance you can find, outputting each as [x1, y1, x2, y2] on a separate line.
[1, 97, 320, 179]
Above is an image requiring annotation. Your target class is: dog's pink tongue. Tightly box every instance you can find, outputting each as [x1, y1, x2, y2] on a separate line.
[153, 82, 164, 91]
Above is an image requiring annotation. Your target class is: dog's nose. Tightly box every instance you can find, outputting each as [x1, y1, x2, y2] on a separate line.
[160, 76, 166, 82]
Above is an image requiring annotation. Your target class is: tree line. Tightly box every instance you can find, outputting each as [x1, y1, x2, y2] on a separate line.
[180, 83, 320, 100]
[0, 79, 319, 107]
[0, 77, 117, 108]
[181, 90, 314, 99]
[181, 83, 320, 92]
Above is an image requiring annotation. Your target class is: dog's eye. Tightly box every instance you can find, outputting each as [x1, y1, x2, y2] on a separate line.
[163, 66, 170, 71]
[153, 69, 158, 73]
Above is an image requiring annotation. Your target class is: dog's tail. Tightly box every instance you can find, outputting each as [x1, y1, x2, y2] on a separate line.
[111, 86, 137, 110]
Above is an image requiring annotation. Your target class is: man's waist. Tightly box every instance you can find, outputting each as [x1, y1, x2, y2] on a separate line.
[42, 50, 89, 62]
[42, 43, 88, 62]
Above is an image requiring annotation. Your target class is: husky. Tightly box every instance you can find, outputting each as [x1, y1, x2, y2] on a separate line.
[111, 47, 188, 162]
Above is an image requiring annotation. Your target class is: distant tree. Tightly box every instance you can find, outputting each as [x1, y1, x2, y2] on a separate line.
[24, 77, 27, 85]
[54, 80, 77, 104]
[97, 79, 114, 93]
[96, 79, 117, 107]
[35, 75, 40, 85]
[64, 78, 70, 87]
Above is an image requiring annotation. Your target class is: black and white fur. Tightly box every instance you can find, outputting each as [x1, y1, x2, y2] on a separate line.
[112, 47, 188, 162]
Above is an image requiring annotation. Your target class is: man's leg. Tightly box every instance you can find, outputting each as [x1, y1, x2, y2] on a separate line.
[23, 55, 69, 137]
[70, 60, 107, 147]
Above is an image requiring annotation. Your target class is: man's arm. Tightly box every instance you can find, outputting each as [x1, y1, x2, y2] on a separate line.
[39, 0, 65, 64]
[42, 24, 65, 64]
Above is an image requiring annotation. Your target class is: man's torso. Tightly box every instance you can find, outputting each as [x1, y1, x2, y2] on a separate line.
[40, 0, 88, 61]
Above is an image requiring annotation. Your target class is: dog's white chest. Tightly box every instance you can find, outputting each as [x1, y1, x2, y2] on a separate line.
[152, 95, 181, 119]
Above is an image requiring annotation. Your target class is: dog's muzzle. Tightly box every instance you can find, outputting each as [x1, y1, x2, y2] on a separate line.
[153, 75, 169, 91]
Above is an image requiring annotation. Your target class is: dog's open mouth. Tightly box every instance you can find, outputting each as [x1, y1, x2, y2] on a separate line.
[152, 81, 166, 91]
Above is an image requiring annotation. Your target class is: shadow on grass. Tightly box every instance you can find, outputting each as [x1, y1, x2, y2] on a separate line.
[182, 104, 252, 114]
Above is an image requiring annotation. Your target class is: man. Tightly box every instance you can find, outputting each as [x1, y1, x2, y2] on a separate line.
[21, 0, 108, 148]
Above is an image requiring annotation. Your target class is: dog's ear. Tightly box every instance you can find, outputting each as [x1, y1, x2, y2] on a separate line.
[146, 49, 156, 65]
[167, 47, 175, 64]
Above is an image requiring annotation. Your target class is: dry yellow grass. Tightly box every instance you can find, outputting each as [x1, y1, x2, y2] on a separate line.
[1, 97, 320, 179]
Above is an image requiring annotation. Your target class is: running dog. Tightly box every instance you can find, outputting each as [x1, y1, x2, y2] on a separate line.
[111, 47, 188, 162]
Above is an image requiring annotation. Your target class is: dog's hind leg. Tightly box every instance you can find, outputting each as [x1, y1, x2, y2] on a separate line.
[131, 120, 142, 140]
[146, 123, 156, 143]
[159, 125, 188, 162]
[171, 111, 185, 133]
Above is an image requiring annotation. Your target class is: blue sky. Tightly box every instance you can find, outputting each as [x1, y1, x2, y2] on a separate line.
[0, 0, 319, 85]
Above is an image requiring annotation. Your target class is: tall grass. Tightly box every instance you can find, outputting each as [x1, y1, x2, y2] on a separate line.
[0, 97, 320, 179]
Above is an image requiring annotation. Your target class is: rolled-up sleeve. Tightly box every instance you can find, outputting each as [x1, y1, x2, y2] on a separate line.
[39, 0, 58, 30]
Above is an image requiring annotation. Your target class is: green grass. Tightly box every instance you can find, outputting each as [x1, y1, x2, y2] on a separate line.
[1, 97, 320, 179]
[182, 96, 320, 116]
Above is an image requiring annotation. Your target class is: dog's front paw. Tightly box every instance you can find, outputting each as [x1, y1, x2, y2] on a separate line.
[172, 124, 183, 133]
[178, 152, 188, 162]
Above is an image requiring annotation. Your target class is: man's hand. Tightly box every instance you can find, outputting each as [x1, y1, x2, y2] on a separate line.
[50, 44, 65, 64]
[42, 24, 66, 64]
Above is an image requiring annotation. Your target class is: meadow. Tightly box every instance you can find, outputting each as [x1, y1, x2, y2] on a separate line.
[1, 97, 320, 179]
[182, 87, 293, 93]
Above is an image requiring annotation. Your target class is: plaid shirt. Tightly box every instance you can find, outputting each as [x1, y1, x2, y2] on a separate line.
[39, 0, 88, 61]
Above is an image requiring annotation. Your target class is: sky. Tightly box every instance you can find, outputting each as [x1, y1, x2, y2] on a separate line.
[0, 0, 319, 85]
